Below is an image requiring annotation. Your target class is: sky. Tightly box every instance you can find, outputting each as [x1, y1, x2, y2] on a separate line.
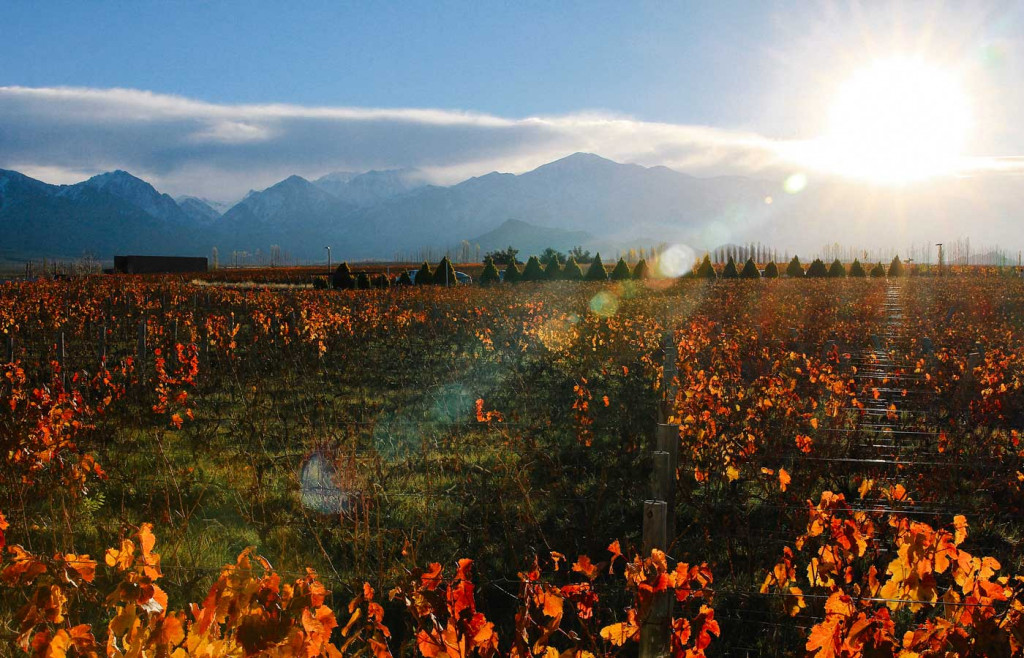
[2, 1, 1024, 201]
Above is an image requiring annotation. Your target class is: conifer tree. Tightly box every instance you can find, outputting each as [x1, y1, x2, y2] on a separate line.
[827, 258, 846, 278]
[722, 256, 739, 279]
[415, 261, 433, 286]
[849, 259, 867, 277]
[870, 262, 887, 277]
[521, 256, 545, 282]
[764, 261, 780, 278]
[544, 257, 561, 280]
[356, 272, 371, 289]
[632, 258, 649, 279]
[433, 256, 456, 285]
[888, 255, 905, 277]
[696, 254, 717, 279]
[584, 253, 608, 281]
[610, 258, 632, 281]
[480, 256, 501, 285]
[786, 256, 804, 278]
[503, 261, 520, 284]
[740, 257, 760, 279]
[807, 258, 828, 277]
[398, 271, 413, 286]
[332, 262, 355, 290]
[562, 257, 584, 280]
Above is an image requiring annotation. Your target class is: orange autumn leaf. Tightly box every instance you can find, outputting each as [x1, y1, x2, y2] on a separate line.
[572, 556, 598, 580]
[778, 468, 791, 492]
[600, 619, 639, 646]
[607, 540, 623, 570]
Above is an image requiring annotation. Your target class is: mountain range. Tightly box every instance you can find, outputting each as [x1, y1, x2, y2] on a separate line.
[1, 153, 1021, 262]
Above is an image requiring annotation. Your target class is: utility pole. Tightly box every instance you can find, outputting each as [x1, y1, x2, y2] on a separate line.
[325, 246, 332, 277]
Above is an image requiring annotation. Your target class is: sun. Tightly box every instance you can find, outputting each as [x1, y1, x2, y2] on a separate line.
[808, 57, 973, 184]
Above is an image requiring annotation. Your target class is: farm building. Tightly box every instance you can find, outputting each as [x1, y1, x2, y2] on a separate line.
[113, 255, 208, 274]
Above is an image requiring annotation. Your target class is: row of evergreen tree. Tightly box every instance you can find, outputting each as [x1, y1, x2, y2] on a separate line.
[479, 253, 649, 284]
[693, 255, 906, 279]
[323, 252, 910, 291]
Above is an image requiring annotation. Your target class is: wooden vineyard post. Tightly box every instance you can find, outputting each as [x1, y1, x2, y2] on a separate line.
[137, 319, 147, 377]
[640, 328, 681, 658]
[656, 423, 679, 540]
[640, 500, 670, 658]
[6, 332, 14, 364]
[57, 329, 66, 387]
[659, 331, 678, 424]
[98, 323, 106, 365]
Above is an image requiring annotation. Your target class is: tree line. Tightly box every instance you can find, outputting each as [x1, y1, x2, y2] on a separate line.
[693, 254, 908, 279]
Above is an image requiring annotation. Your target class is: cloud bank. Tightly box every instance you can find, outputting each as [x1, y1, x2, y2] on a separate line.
[0, 85, 794, 201]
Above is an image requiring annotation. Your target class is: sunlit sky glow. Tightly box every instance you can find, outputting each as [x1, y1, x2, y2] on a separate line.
[1, 1, 1024, 200]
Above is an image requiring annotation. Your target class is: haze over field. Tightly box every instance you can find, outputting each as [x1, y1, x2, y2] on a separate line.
[3, 1, 1024, 258]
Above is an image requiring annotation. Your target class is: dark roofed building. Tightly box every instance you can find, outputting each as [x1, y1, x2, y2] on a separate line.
[113, 255, 208, 274]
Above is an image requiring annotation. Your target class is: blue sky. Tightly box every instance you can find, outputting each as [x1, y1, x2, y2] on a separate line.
[2, 1, 1023, 199]
[4, 2, 777, 126]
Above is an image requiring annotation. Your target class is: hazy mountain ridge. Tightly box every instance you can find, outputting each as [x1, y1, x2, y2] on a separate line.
[313, 169, 428, 207]
[3, 153, 1021, 261]
[470, 219, 593, 257]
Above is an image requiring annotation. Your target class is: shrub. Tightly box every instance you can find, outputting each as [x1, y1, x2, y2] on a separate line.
[632, 258, 649, 279]
[849, 259, 867, 277]
[786, 256, 804, 278]
[414, 262, 432, 285]
[479, 257, 501, 285]
[722, 256, 739, 279]
[764, 261, 780, 278]
[356, 272, 371, 289]
[696, 255, 717, 279]
[521, 256, 545, 282]
[544, 257, 561, 280]
[433, 256, 457, 286]
[397, 271, 413, 286]
[827, 259, 846, 277]
[584, 253, 608, 281]
[332, 262, 355, 290]
[313, 276, 329, 290]
[888, 255, 905, 277]
[503, 261, 521, 284]
[740, 258, 760, 279]
[610, 258, 632, 281]
[562, 257, 584, 280]
[806, 258, 828, 277]
[870, 262, 886, 277]
[376, 274, 390, 289]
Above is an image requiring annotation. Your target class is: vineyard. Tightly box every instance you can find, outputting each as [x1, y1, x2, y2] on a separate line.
[2, 273, 1024, 657]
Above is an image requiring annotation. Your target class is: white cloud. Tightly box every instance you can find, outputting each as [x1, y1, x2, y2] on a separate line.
[0, 85, 798, 200]
[1, 84, 1016, 203]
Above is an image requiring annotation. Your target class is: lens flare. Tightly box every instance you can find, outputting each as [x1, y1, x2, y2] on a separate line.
[656, 244, 697, 278]
[589, 291, 619, 318]
[784, 173, 807, 194]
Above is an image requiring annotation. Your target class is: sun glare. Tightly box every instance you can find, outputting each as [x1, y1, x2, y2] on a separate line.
[808, 57, 973, 184]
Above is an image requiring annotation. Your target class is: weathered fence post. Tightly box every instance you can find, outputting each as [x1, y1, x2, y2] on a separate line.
[137, 319, 147, 376]
[57, 329, 66, 385]
[639, 327, 681, 658]
[640, 500, 670, 658]
[656, 423, 679, 540]
[659, 332, 678, 424]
